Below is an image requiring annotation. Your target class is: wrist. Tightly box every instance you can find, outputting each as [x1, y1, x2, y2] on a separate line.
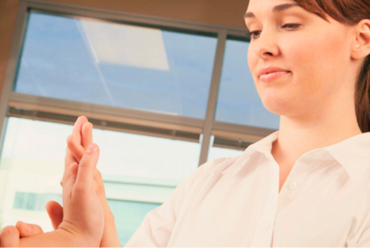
[18, 228, 96, 247]
[57, 222, 100, 247]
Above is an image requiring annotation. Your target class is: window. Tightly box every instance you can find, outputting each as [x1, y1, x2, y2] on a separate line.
[215, 38, 280, 129]
[0, 117, 193, 245]
[0, 1, 277, 244]
[208, 142, 245, 161]
[15, 12, 218, 119]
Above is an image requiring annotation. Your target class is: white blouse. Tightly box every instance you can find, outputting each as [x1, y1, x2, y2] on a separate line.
[126, 131, 370, 247]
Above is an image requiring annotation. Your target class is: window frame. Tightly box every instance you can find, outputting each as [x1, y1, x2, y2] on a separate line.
[0, 0, 276, 173]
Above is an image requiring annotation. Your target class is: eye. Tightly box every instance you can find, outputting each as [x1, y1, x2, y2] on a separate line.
[249, 30, 261, 40]
[281, 23, 301, 30]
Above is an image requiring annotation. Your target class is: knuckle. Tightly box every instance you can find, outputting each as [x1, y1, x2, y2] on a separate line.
[65, 175, 76, 186]
[32, 224, 43, 233]
[74, 183, 88, 194]
[66, 135, 74, 145]
[96, 169, 102, 178]
[70, 175, 77, 183]
[83, 122, 90, 130]
[95, 182, 104, 195]
[78, 161, 88, 169]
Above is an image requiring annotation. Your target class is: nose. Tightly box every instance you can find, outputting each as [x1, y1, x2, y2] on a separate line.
[254, 29, 280, 59]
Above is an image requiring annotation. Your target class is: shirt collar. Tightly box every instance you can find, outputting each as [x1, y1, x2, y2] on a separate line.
[221, 131, 279, 176]
[244, 130, 279, 160]
[240, 131, 370, 183]
[324, 132, 370, 183]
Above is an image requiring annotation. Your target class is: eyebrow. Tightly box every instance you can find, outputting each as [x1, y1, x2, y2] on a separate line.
[244, 3, 300, 19]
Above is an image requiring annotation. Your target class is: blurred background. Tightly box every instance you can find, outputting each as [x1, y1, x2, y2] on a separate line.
[0, 0, 279, 245]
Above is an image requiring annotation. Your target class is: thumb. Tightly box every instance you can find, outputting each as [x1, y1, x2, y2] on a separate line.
[45, 201, 63, 230]
[15, 221, 43, 238]
[0, 226, 20, 247]
[75, 143, 100, 189]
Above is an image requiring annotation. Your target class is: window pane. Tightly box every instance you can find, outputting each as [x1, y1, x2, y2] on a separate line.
[215, 39, 280, 129]
[94, 128, 200, 182]
[109, 199, 159, 246]
[0, 117, 199, 242]
[15, 12, 218, 119]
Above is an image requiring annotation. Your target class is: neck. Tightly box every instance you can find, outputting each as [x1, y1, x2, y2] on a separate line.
[271, 93, 362, 169]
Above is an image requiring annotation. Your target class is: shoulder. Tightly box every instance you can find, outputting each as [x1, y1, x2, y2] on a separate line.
[175, 154, 247, 197]
[200, 155, 242, 174]
[187, 154, 245, 184]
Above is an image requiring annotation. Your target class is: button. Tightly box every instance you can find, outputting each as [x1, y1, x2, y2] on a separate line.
[288, 181, 298, 190]
[261, 222, 270, 231]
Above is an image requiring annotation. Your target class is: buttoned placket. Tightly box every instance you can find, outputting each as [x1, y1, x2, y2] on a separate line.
[250, 151, 323, 247]
[249, 159, 280, 247]
[276, 151, 324, 214]
[271, 150, 327, 246]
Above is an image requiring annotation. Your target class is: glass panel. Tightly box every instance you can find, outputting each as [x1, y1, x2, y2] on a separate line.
[94, 128, 200, 182]
[12, 192, 61, 211]
[109, 199, 159, 246]
[13, 192, 26, 210]
[0, 117, 200, 241]
[215, 39, 280, 129]
[14, 12, 218, 119]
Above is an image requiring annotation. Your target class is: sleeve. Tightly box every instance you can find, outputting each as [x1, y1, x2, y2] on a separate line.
[124, 158, 228, 247]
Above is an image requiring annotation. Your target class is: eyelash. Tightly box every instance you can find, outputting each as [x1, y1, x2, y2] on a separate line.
[249, 23, 301, 40]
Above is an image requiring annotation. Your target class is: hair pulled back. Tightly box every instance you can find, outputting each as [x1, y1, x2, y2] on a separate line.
[291, 0, 370, 132]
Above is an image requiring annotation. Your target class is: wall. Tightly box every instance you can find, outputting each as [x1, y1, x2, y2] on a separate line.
[0, 0, 249, 96]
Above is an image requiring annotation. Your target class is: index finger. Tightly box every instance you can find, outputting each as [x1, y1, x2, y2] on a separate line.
[72, 116, 88, 145]
[74, 143, 99, 191]
[15, 221, 43, 238]
[81, 122, 93, 150]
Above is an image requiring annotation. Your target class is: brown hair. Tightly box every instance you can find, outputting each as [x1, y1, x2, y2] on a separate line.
[292, 0, 370, 132]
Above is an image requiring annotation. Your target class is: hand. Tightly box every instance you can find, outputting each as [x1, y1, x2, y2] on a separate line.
[0, 117, 104, 247]
[0, 221, 44, 247]
[0, 116, 121, 247]
[58, 141, 104, 245]
[66, 116, 121, 247]
[0, 203, 63, 246]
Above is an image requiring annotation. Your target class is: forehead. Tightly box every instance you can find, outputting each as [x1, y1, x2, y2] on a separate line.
[246, 0, 298, 13]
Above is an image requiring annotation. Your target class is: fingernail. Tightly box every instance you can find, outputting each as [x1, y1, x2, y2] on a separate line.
[86, 143, 97, 153]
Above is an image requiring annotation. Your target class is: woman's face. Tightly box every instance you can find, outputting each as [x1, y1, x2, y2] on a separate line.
[246, 0, 355, 118]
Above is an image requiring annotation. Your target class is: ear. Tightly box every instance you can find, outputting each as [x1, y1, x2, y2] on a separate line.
[351, 19, 370, 60]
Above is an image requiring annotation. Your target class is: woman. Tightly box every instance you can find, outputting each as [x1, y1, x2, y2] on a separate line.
[1, 0, 370, 246]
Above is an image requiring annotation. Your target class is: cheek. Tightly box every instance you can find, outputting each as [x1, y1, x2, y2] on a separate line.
[247, 45, 257, 77]
[284, 29, 347, 96]
[247, 45, 261, 92]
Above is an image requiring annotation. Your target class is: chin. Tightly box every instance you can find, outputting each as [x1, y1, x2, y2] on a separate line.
[260, 95, 294, 116]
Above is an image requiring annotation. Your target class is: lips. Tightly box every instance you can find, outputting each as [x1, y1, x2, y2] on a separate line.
[257, 67, 291, 83]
